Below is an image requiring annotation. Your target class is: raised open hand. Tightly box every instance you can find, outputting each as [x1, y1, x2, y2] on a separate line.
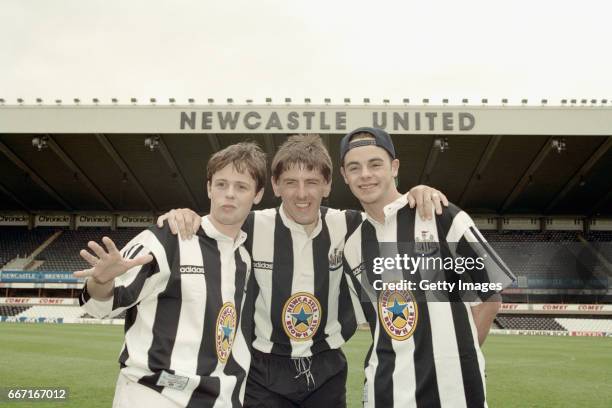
[73, 236, 153, 284]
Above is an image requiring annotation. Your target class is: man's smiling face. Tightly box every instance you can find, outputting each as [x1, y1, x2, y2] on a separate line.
[272, 164, 331, 232]
[341, 142, 399, 207]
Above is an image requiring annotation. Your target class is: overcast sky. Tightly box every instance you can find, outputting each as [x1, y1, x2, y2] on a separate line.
[1, 0, 611, 105]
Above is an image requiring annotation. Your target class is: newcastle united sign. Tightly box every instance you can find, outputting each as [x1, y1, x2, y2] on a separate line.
[179, 110, 476, 132]
[1, 105, 611, 135]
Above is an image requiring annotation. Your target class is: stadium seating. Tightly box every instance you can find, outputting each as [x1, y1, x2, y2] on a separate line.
[584, 231, 612, 242]
[555, 317, 612, 333]
[481, 231, 609, 285]
[481, 231, 579, 242]
[0, 227, 57, 268]
[3, 228, 609, 278]
[35, 228, 143, 271]
[2, 228, 611, 329]
[5, 298, 612, 333]
[82, 310, 127, 319]
[583, 232, 612, 271]
[10, 307, 127, 320]
[495, 315, 566, 331]
[0, 302, 127, 320]
[15, 305, 87, 319]
[495, 315, 612, 334]
[0, 305, 32, 316]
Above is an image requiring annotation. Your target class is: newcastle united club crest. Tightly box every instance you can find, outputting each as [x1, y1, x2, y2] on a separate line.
[328, 248, 343, 270]
[282, 292, 321, 341]
[378, 289, 418, 340]
[216, 302, 237, 363]
[415, 230, 438, 256]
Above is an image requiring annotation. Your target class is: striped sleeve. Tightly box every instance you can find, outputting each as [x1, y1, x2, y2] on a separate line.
[341, 229, 368, 325]
[444, 208, 515, 303]
[79, 226, 173, 318]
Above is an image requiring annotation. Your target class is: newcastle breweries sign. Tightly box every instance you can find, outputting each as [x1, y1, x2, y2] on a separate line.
[0, 271, 80, 283]
[3, 105, 611, 135]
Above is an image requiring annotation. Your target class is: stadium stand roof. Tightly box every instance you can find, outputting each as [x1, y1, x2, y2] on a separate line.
[0, 102, 611, 215]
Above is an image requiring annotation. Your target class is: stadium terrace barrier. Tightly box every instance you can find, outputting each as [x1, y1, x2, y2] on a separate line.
[0, 316, 124, 325]
[491, 329, 611, 337]
[499, 303, 612, 315]
[2, 298, 610, 313]
[0, 316, 64, 323]
[569, 331, 608, 337]
[0, 297, 79, 305]
[1, 299, 611, 333]
[71, 318, 124, 325]
[7, 320, 609, 334]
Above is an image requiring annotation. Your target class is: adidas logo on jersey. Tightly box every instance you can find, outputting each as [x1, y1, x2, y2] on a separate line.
[253, 261, 273, 270]
[179, 265, 205, 274]
[351, 262, 365, 278]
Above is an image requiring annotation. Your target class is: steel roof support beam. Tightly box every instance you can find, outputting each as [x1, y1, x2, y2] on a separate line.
[500, 136, 554, 213]
[46, 134, 114, 211]
[154, 134, 199, 209]
[319, 133, 332, 205]
[590, 187, 612, 216]
[0, 140, 72, 211]
[546, 136, 612, 213]
[263, 134, 275, 158]
[419, 138, 441, 184]
[95, 134, 158, 212]
[0, 182, 30, 211]
[207, 133, 221, 152]
[459, 135, 502, 207]
[320, 134, 330, 153]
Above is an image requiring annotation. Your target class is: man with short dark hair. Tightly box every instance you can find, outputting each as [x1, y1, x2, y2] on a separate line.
[75, 142, 268, 408]
[340, 127, 515, 408]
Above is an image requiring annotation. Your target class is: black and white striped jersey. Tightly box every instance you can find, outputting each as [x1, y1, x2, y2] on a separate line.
[343, 195, 515, 408]
[79, 216, 252, 408]
[240, 205, 365, 358]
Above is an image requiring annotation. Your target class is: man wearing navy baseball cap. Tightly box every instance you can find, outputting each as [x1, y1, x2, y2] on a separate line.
[340, 127, 515, 407]
[340, 127, 396, 163]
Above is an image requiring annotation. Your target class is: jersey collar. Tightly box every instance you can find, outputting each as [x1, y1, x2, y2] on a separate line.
[366, 194, 409, 226]
[278, 203, 323, 238]
[202, 215, 247, 247]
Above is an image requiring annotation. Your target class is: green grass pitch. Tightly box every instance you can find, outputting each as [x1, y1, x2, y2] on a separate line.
[1, 323, 610, 407]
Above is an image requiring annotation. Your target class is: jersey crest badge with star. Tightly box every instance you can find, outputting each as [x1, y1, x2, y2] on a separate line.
[378, 288, 418, 340]
[215, 302, 237, 363]
[282, 292, 321, 341]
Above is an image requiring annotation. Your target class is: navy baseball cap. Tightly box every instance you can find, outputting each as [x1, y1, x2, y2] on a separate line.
[340, 127, 396, 163]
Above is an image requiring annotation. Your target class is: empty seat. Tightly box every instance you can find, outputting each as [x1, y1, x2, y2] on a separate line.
[0, 227, 57, 268]
[35, 228, 143, 271]
[555, 318, 612, 333]
[495, 315, 566, 331]
[16, 305, 87, 319]
[0, 305, 32, 316]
